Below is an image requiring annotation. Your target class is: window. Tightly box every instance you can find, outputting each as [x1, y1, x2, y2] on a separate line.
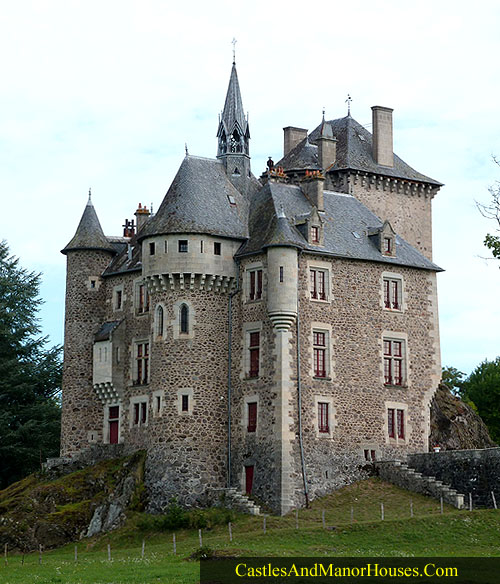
[313, 331, 327, 378]
[156, 306, 164, 337]
[383, 277, 402, 310]
[200, 240, 204, 253]
[383, 237, 392, 255]
[279, 266, 284, 282]
[310, 269, 327, 300]
[247, 402, 257, 432]
[135, 342, 149, 385]
[311, 225, 320, 244]
[388, 408, 405, 439]
[156, 395, 161, 414]
[364, 449, 376, 461]
[383, 339, 405, 386]
[178, 240, 188, 253]
[249, 269, 263, 300]
[137, 283, 149, 314]
[132, 401, 147, 426]
[318, 402, 329, 433]
[214, 242, 221, 255]
[108, 406, 119, 444]
[164, 240, 168, 253]
[116, 347, 120, 363]
[90, 279, 96, 289]
[149, 242, 155, 255]
[181, 394, 189, 412]
[115, 289, 123, 310]
[249, 332, 260, 377]
[180, 304, 189, 334]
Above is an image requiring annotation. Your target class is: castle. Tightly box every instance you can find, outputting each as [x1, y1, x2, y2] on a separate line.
[60, 60, 443, 515]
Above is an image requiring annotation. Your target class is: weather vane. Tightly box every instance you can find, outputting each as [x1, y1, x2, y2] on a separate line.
[232, 38, 237, 64]
[346, 94, 352, 116]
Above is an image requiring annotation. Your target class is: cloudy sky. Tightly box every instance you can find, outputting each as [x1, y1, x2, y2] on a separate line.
[2, 0, 499, 376]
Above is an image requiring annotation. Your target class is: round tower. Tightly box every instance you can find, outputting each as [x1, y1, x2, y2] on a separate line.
[60, 193, 116, 455]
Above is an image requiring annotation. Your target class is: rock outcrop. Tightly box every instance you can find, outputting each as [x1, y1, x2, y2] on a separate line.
[429, 384, 496, 451]
[0, 451, 146, 552]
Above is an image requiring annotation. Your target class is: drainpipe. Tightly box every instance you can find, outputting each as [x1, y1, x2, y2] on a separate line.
[227, 259, 241, 488]
[296, 250, 309, 507]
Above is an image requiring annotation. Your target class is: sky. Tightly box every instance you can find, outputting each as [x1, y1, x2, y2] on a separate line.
[1, 0, 499, 376]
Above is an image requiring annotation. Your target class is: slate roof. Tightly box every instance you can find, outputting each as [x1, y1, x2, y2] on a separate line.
[238, 182, 442, 272]
[138, 155, 249, 242]
[217, 62, 248, 138]
[278, 115, 442, 186]
[95, 320, 122, 342]
[62, 197, 116, 255]
[102, 236, 142, 276]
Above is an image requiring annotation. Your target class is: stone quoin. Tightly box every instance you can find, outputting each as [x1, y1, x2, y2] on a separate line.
[60, 60, 443, 515]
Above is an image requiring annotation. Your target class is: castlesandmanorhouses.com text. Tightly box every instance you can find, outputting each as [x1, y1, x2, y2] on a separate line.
[235, 562, 458, 579]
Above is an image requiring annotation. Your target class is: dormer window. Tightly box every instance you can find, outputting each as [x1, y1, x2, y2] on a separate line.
[383, 237, 392, 255]
[311, 226, 320, 244]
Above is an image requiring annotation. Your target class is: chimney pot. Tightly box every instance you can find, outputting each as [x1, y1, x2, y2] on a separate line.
[283, 126, 308, 157]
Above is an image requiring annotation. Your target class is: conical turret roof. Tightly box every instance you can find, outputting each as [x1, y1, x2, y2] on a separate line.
[217, 63, 248, 138]
[62, 194, 115, 255]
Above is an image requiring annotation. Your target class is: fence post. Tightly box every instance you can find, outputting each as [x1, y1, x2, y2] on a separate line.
[228, 522, 233, 542]
[410, 499, 413, 518]
[107, 543, 111, 562]
[38, 544, 43, 565]
[491, 491, 497, 510]
[380, 503, 384, 521]
[199, 529, 203, 548]
[74, 545, 78, 563]
[4, 543, 7, 566]
[263, 517, 266, 534]
[295, 509, 299, 529]
[440, 496, 443, 514]
[469, 493, 473, 511]
[141, 539, 145, 559]
[322, 510, 325, 529]
[173, 533, 176, 555]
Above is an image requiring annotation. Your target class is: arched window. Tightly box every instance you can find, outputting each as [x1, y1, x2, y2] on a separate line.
[180, 304, 189, 334]
[156, 305, 164, 337]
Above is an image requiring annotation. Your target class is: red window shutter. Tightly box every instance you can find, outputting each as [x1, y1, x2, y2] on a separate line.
[392, 280, 399, 309]
[257, 270, 263, 299]
[249, 271, 255, 300]
[310, 270, 317, 299]
[318, 402, 329, 433]
[109, 406, 119, 420]
[384, 280, 391, 308]
[247, 402, 257, 432]
[388, 408, 395, 438]
[397, 409, 405, 439]
[318, 271, 326, 300]
[250, 348, 259, 377]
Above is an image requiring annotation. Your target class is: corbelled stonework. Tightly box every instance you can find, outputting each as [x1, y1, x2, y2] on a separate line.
[60, 61, 443, 514]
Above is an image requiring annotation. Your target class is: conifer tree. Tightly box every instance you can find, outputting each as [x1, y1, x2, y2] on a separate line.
[0, 240, 61, 489]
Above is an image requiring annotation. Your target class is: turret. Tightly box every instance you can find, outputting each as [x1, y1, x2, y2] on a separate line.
[60, 193, 116, 455]
[264, 206, 304, 330]
[216, 61, 251, 194]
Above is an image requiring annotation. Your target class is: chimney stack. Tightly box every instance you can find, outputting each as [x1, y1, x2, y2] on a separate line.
[371, 106, 394, 167]
[301, 171, 325, 212]
[135, 203, 151, 232]
[283, 126, 308, 157]
[317, 121, 337, 170]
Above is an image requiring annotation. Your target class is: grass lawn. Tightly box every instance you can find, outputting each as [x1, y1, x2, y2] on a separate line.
[1, 479, 499, 583]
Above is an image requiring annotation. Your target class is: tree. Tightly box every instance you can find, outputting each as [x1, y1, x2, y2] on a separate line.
[441, 365, 465, 395]
[460, 357, 500, 443]
[0, 240, 61, 489]
[478, 157, 500, 259]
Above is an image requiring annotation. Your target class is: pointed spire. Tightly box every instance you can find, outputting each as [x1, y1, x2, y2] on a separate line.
[220, 62, 247, 138]
[61, 194, 115, 255]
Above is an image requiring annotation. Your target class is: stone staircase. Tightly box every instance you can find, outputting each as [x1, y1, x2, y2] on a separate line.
[219, 488, 261, 515]
[376, 460, 465, 509]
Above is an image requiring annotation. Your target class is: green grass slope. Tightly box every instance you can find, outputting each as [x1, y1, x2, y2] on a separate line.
[1, 478, 499, 583]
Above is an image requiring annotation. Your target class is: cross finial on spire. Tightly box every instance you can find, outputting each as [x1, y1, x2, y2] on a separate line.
[185, 143, 189, 156]
[87, 188, 92, 204]
[322, 107, 325, 122]
[346, 94, 352, 116]
[232, 38, 237, 64]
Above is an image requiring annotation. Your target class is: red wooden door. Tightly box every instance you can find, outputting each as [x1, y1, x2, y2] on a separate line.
[109, 421, 119, 444]
[108, 406, 119, 444]
[245, 465, 254, 495]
